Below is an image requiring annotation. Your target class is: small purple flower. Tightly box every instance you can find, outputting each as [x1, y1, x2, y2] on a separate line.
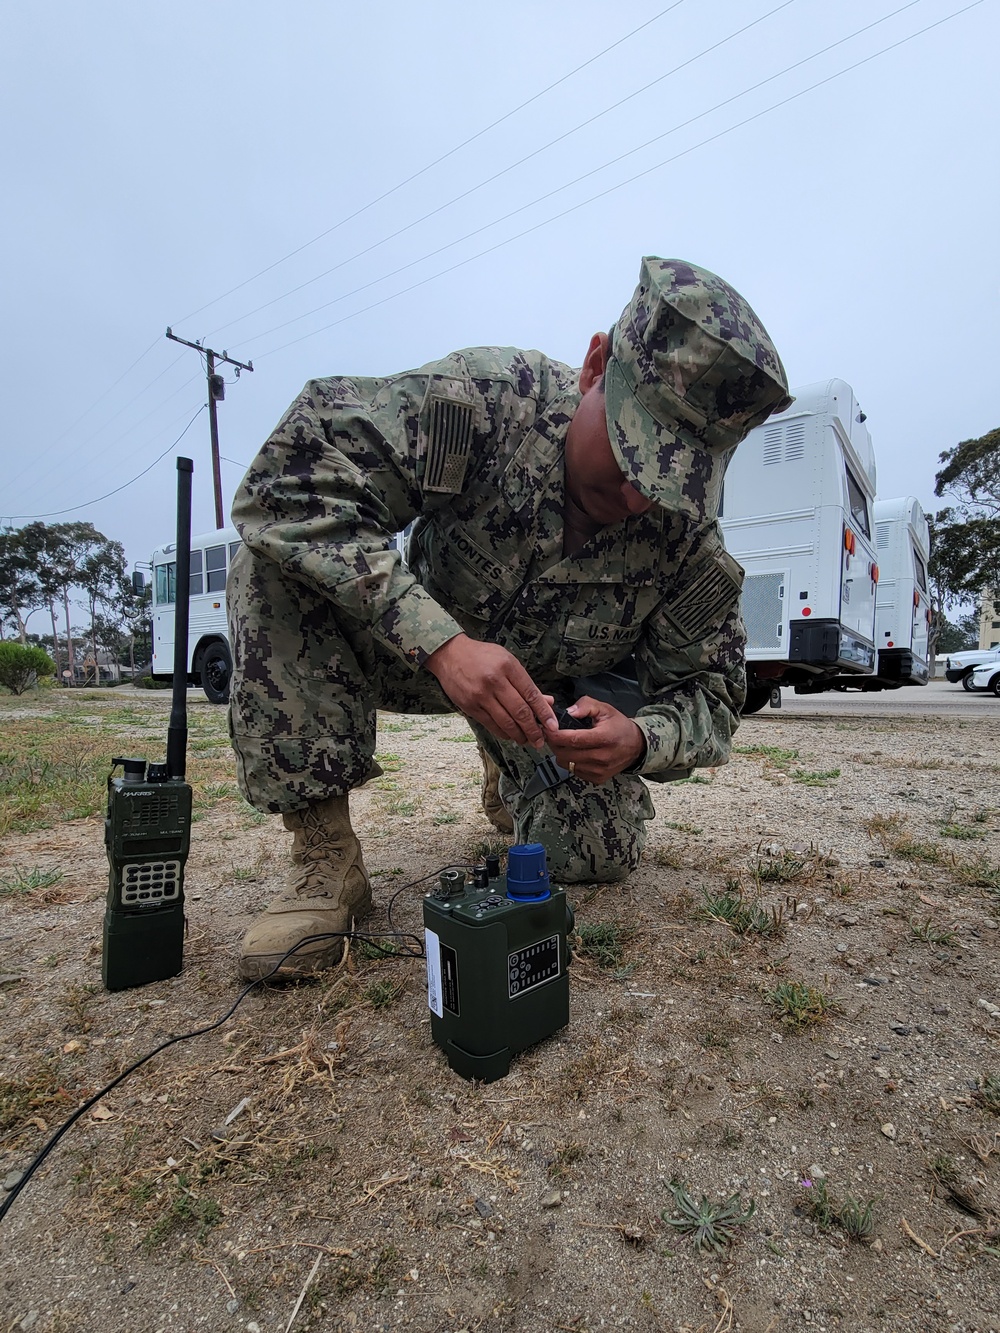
[800, 1178, 813, 1189]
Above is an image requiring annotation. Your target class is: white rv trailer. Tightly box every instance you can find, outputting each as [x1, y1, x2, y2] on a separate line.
[150, 526, 240, 703]
[720, 379, 881, 713]
[148, 525, 409, 702]
[872, 496, 931, 686]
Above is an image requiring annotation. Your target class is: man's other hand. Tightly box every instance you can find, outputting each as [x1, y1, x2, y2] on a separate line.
[425, 634, 556, 748]
[544, 696, 645, 783]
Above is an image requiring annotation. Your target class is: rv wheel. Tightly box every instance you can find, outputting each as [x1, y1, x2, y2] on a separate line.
[200, 641, 232, 704]
[741, 685, 772, 716]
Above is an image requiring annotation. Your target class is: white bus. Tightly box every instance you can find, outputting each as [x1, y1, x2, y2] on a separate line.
[150, 526, 239, 703]
[149, 526, 410, 702]
[720, 379, 881, 713]
[872, 496, 931, 685]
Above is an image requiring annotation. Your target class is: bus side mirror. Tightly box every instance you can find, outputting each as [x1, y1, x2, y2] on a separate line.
[132, 571, 146, 594]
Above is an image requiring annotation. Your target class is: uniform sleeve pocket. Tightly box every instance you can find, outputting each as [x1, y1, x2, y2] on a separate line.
[660, 547, 744, 646]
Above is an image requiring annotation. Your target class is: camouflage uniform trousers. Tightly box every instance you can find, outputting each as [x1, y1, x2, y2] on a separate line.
[229, 558, 653, 886]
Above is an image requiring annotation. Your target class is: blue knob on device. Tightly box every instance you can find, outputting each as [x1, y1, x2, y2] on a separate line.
[506, 842, 551, 901]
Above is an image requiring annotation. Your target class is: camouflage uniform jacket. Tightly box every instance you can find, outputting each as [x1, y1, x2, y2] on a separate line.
[232, 347, 747, 779]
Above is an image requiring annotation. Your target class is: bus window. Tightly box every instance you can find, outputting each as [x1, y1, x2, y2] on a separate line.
[190, 549, 204, 596]
[845, 467, 871, 538]
[914, 550, 927, 592]
[155, 563, 176, 605]
[206, 544, 227, 593]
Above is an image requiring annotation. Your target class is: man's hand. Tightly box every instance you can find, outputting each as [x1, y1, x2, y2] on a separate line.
[425, 634, 557, 748]
[544, 696, 645, 784]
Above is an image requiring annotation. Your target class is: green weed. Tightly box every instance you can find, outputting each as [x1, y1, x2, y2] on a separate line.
[974, 1074, 1000, 1114]
[574, 922, 628, 970]
[909, 916, 957, 947]
[661, 1180, 755, 1253]
[791, 768, 841, 787]
[801, 1177, 876, 1243]
[939, 822, 986, 841]
[699, 887, 784, 938]
[0, 865, 64, 896]
[766, 981, 835, 1029]
[365, 979, 403, 1010]
[734, 744, 799, 769]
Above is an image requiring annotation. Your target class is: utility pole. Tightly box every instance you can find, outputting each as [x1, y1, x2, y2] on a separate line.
[165, 329, 254, 529]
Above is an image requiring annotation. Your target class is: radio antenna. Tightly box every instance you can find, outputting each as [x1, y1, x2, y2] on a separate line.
[166, 458, 193, 780]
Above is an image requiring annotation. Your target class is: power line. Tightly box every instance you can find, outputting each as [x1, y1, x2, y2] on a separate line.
[170, 2, 689, 327]
[233, 0, 938, 357]
[11, 373, 206, 512]
[249, 0, 985, 363]
[6, 351, 193, 495]
[7, 405, 207, 521]
[201, 0, 799, 345]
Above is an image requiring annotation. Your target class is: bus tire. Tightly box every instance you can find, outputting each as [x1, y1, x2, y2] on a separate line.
[741, 684, 773, 715]
[199, 641, 232, 705]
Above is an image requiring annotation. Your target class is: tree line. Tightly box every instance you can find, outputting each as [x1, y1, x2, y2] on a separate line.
[0, 521, 150, 684]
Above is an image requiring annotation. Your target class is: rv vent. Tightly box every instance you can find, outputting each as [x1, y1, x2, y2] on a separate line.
[762, 425, 782, 466]
[741, 572, 785, 651]
[784, 421, 806, 461]
[875, 523, 890, 550]
[761, 421, 806, 465]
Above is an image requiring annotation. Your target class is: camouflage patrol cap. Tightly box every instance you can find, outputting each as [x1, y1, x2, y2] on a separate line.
[604, 257, 793, 520]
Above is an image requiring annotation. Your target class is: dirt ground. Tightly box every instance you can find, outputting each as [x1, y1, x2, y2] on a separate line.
[1, 688, 999, 1333]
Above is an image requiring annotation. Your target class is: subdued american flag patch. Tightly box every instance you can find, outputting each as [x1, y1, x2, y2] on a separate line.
[424, 397, 474, 493]
[663, 548, 744, 642]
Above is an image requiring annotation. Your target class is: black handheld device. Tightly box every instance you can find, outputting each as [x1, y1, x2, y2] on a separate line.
[102, 458, 194, 991]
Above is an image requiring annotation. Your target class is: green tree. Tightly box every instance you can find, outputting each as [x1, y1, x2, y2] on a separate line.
[78, 538, 128, 681]
[934, 612, 980, 655]
[0, 642, 56, 695]
[932, 425, 1000, 603]
[0, 527, 44, 642]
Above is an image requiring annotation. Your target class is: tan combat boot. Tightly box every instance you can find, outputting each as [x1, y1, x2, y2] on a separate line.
[238, 794, 373, 980]
[478, 745, 514, 835]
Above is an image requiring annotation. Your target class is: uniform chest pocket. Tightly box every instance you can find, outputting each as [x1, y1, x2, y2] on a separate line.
[556, 615, 642, 676]
[416, 524, 525, 629]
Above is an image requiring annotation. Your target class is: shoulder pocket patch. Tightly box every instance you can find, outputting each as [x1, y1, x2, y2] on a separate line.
[663, 548, 744, 643]
[424, 396, 475, 493]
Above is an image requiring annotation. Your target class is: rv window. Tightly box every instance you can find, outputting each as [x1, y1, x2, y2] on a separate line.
[206, 544, 227, 593]
[229, 541, 241, 563]
[845, 467, 870, 538]
[913, 551, 927, 592]
[155, 562, 176, 605]
[190, 548, 204, 596]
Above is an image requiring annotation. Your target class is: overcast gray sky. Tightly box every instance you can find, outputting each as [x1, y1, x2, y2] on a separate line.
[2, 0, 997, 577]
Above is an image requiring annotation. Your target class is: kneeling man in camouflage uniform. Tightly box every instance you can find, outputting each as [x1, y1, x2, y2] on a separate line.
[228, 258, 791, 980]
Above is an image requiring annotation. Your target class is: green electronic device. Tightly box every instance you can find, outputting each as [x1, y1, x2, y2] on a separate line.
[423, 844, 573, 1082]
[102, 458, 194, 991]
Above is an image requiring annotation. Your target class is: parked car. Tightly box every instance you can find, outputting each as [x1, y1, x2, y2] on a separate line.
[967, 659, 1000, 697]
[944, 645, 1000, 689]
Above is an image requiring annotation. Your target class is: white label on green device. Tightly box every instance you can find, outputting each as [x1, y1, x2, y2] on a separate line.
[425, 927, 443, 1017]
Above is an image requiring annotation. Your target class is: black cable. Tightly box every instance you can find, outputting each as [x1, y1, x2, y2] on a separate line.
[171, 2, 689, 328]
[202, 0, 799, 344]
[7, 404, 207, 521]
[249, 0, 985, 362]
[0, 861, 467, 1226]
